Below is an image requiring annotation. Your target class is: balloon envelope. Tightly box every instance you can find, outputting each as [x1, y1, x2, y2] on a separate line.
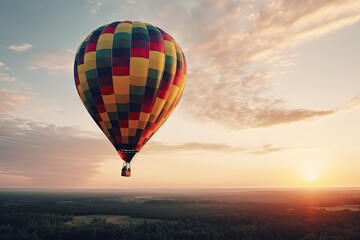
[74, 21, 186, 163]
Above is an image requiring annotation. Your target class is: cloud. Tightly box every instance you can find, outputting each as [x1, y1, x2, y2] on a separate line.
[29, 49, 74, 74]
[89, 0, 104, 16]
[0, 61, 10, 70]
[250, 144, 284, 155]
[338, 96, 360, 113]
[0, 73, 17, 82]
[184, 68, 345, 129]
[0, 116, 287, 186]
[54, 107, 64, 113]
[0, 117, 111, 187]
[8, 43, 33, 52]
[0, 88, 27, 112]
[176, 0, 360, 129]
[241, 0, 360, 61]
[143, 142, 284, 155]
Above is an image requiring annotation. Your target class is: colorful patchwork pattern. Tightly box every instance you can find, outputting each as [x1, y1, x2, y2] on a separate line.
[74, 21, 187, 163]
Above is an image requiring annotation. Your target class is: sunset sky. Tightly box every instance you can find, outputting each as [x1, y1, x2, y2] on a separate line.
[1, 0, 360, 188]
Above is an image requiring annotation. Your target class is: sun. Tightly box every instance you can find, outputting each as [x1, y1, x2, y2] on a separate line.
[302, 168, 320, 183]
[298, 161, 322, 183]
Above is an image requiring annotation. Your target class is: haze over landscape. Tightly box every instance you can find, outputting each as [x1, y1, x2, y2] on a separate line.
[1, 0, 360, 189]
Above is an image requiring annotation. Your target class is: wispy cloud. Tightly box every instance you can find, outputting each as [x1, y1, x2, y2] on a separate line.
[54, 107, 64, 113]
[0, 61, 10, 70]
[184, 68, 344, 129]
[0, 88, 27, 112]
[250, 144, 284, 155]
[89, 0, 104, 16]
[240, 0, 360, 61]
[338, 96, 360, 113]
[29, 49, 74, 74]
[177, 0, 360, 129]
[8, 43, 33, 52]
[143, 142, 284, 155]
[0, 73, 17, 82]
[0, 116, 287, 186]
[0, 117, 111, 187]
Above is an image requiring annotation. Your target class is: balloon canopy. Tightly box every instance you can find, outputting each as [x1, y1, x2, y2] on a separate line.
[74, 21, 187, 172]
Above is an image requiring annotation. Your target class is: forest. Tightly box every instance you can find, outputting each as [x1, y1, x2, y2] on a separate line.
[0, 190, 359, 240]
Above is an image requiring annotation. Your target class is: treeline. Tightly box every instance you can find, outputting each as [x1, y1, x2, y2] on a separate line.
[0, 194, 359, 239]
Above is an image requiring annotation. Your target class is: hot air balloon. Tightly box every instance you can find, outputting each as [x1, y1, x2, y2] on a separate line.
[74, 21, 186, 177]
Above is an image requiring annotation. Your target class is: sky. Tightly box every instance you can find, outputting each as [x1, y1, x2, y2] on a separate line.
[1, 0, 360, 188]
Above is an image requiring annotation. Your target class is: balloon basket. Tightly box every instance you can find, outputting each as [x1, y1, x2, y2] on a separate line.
[121, 162, 131, 177]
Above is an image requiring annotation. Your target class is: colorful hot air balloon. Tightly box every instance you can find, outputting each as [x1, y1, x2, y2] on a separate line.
[74, 21, 186, 177]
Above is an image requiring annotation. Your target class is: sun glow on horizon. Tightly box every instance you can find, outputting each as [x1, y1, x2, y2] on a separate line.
[299, 162, 322, 183]
[303, 169, 320, 183]
[293, 154, 325, 184]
